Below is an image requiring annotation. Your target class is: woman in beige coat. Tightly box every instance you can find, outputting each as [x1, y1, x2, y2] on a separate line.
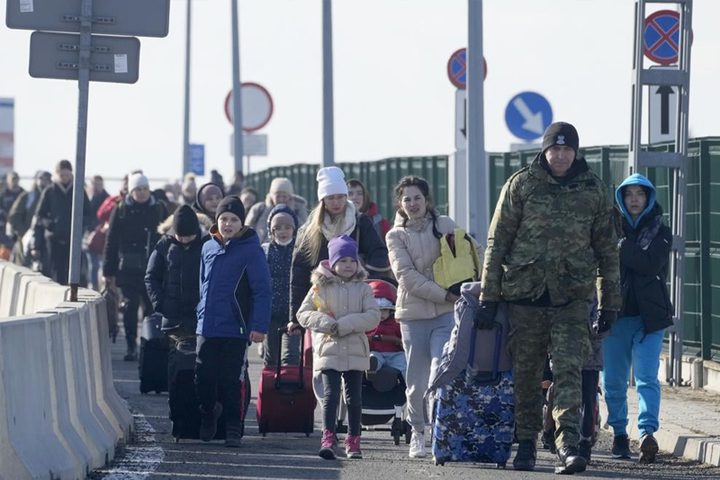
[297, 235, 380, 460]
[386, 176, 458, 459]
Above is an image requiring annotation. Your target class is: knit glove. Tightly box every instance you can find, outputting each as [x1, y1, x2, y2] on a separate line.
[593, 310, 617, 335]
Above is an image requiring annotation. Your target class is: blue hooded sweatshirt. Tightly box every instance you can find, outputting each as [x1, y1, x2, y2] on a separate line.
[614, 173, 657, 229]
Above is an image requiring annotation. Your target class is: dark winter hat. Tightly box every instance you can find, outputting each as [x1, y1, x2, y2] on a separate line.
[215, 195, 246, 223]
[542, 122, 579, 155]
[328, 234, 358, 267]
[173, 205, 200, 236]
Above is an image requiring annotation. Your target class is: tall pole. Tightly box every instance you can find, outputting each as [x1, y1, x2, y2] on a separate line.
[182, 0, 192, 176]
[466, 0, 488, 241]
[69, 0, 93, 301]
[322, 0, 335, 167]
[231, 0, 244, 173]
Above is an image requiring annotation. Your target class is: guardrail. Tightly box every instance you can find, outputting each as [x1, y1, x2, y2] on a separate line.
[0, 260, 132, 480]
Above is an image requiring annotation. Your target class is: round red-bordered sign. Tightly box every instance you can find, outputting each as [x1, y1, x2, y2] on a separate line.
[224, 82, 274, 133]
[644, 10, 681, 65]
[446, 48, 486, 90]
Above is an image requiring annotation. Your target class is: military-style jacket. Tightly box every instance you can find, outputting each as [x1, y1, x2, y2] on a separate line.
[479, 154, 621, 312]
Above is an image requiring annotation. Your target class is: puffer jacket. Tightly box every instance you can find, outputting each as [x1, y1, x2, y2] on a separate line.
[145, 234, 205, 334]
[297, 261, 380, 372]
[386, 212, 456, 321]
[196, 226, 272, 338]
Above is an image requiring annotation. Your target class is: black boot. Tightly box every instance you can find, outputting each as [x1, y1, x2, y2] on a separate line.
[542, 429, 557, 454]
[578, 439, 592, 465]
[199, 402, 223, 442]
[639, 434, 658, 464]
[555, 445, 587, 474]
[513, 439, 537, 471]
[225, 419, 243, 448]
[124, 342, 137, 362]
[611, 434, 632, 459]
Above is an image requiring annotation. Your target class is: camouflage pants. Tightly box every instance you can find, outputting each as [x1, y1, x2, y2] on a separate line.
[508, 300, 590, 449]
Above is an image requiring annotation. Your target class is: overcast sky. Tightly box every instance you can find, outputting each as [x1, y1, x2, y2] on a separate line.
[2, 0, 718, 187]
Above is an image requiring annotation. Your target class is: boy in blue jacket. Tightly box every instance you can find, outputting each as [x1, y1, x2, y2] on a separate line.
[196, 195, 272, 447]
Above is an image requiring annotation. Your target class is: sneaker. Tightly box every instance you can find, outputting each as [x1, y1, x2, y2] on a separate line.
[612, 434, 632, 460]
[555, 445, 587, 475]
[578, 439, 592, 465]
[318, 429, 337, 460]
[408, 431, 426, 458]
[199, 402, 223, 442]
[224, 420, 243, 448]
[639, 434, 659, 464]
[345, 435, 362, 459]
[513, 439, 537, 471]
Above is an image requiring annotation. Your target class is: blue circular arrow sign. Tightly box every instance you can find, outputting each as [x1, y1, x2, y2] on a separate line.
[504, 91, 553, 141]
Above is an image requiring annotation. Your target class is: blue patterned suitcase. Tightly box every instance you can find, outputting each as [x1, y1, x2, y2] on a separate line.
[431, 320, 515, 468]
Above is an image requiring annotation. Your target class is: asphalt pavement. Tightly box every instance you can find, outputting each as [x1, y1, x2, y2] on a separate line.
[90, 335, 719, 480]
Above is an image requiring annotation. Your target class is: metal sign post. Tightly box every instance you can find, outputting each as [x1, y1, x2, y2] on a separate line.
[466, 0, 487, 241]
[182, 0, 192, 176]
[322, 0, 335, 167]
[231, 0, 244, 174]
[67, 0, 93, 301]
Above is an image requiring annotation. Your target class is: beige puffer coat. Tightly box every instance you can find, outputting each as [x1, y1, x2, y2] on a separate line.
[386, 212, 456, 321]
[297, 261, 380, 372]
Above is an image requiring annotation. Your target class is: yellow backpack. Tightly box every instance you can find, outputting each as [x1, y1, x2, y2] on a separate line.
[433, 228, 482, 295]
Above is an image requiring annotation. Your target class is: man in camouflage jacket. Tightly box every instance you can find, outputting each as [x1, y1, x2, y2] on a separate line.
[478, 122, 620, 474]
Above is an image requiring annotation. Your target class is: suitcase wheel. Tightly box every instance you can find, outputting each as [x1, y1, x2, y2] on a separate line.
[496, 462, 506, 469]
[174, 437, 180, 444]
[434, 458, 444, 467]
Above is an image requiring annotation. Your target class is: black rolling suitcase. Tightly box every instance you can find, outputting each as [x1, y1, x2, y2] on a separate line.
[139, 313, 169, 394]
[169, 338, 251, 442]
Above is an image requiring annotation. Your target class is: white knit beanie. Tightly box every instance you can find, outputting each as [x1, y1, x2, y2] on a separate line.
[316, 166, 348, 201]
[128, 173, 150, 192]
[269, 177, 294, 195]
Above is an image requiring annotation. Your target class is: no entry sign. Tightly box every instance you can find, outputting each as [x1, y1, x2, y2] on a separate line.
[225, 82, 274, 133]
[446, 48, 486, 90]
[644, 10, 680, 65]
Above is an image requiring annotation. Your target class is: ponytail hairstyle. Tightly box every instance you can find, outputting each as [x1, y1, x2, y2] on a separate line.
[393, 175, 442, 239]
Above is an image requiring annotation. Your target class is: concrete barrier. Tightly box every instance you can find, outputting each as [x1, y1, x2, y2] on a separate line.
[0, 260, 133, 479]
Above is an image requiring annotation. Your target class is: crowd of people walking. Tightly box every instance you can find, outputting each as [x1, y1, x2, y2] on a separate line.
[0, 121, 673, 473]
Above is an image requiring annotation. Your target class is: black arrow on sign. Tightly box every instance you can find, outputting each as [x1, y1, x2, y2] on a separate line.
[460, 98, 467, 138]
[656, 86, 674, 135]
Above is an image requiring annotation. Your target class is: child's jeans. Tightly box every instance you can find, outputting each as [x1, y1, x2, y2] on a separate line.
[321, 369, 363, 436]
[195, 336, 247, 424]
[369, 351, 407, 378]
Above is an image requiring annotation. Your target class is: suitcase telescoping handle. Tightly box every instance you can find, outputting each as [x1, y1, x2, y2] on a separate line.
[466, 321, 503, 385]
[275, 326, 305, 390]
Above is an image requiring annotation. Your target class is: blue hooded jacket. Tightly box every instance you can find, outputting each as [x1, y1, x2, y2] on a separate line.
[614, 173, 657, 229]
[196, 226, 272, 338]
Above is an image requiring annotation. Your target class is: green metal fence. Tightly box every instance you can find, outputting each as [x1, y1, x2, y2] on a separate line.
[246, 137, 720, 360]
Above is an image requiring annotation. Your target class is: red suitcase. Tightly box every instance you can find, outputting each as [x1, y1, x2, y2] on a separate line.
[256, 328, 316, 436]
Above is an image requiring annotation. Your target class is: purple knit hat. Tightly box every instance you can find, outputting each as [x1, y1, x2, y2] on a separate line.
[328, 235, 358, 267]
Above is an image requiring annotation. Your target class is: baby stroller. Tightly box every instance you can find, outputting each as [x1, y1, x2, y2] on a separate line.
[337, 365, 411, 445]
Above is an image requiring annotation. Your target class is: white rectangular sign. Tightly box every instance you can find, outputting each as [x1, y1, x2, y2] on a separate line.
[649, 84, 677, 144]
[230, 133, 268, 157]
[0, 98, 14, 173]
[455, 89, 466, 151]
